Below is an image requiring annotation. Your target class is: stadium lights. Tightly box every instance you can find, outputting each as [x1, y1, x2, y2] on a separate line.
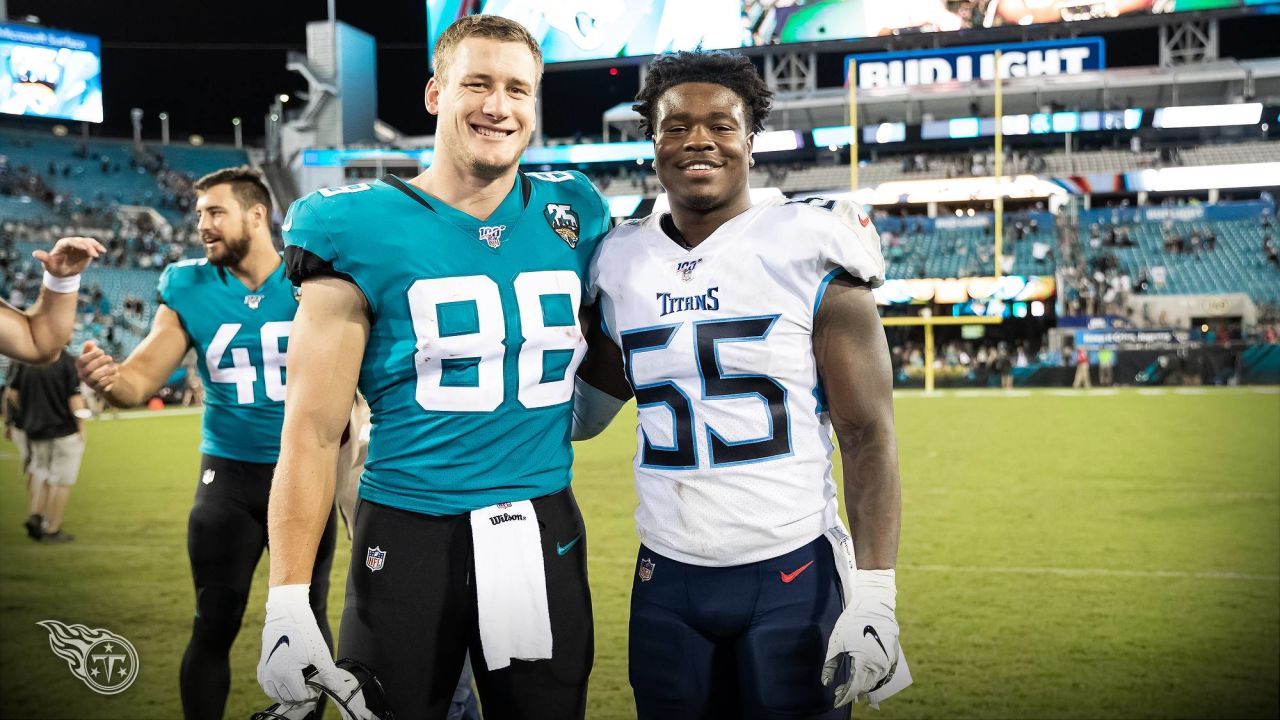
[278, 94, 290, 103]
[751, 130, 802, 153]
[1128, 162, 1280, 192]
[607, 195, 644, 218]
[1153, 103, 1263, 129]
[825, 174, 1068, 205]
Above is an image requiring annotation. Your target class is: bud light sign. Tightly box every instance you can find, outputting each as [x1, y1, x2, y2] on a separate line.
[847, 38, 1104, 90]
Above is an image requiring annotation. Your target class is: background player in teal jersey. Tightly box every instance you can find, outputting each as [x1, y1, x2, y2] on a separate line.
[76, 167, 337, 720]
[257, 15, 610, 720]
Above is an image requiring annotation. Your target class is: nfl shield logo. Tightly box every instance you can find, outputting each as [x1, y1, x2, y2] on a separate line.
[244, 294, 264, 310]
[366, 546, 386, 572]
[478, 224, 506, 249]
[638, 558, 655, 582]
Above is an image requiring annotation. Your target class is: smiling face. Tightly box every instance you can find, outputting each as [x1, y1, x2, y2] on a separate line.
[652, 82, 754, 215]
[195, 183, 257, 267]
[426, 37, 538, 182]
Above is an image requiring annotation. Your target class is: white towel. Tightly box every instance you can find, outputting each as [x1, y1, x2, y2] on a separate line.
[470, 500, 553, 671]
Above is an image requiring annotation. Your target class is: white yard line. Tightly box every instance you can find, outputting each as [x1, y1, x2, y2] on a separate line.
[895, 386, 1280, 399]
[906, 563, 1279, 582]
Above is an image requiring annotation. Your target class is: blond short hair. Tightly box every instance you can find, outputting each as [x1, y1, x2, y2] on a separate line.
[431, 15, 543, 85]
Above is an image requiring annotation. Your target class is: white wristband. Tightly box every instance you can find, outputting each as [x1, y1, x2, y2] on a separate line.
[43, 271, 80, 294]
[266, 583, 311, 609]
[855, 568, 897, 604]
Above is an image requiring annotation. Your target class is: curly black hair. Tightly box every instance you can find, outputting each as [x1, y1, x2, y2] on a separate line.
[633, 50, 773, 139]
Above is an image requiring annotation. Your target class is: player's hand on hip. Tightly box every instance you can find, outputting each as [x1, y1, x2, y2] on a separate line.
[76, 341, 119, 394]
[822, 569, 900, 708]
[33, 236, 105, 277]
[257, 584, 334, 706]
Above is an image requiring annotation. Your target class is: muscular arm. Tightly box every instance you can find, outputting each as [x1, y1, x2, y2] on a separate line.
[268, 277, 369, 586]
[0, 236, 104, 364]
[78, 305, 190, 408]
[814, 276, 900, 570]
[0, 290, 80, 364]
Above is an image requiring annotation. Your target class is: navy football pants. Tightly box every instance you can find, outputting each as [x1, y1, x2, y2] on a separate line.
[629, 536, 850, 720]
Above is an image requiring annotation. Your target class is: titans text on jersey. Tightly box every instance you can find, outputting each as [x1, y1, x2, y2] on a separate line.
[588, 195, 885, 567]
[282, 171, 611, 515]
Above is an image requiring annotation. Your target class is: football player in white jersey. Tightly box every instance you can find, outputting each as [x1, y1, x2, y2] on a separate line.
[575, 50, 908, 718]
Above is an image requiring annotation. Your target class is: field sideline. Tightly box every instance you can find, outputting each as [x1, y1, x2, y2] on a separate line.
[1, 387, 1277, 719]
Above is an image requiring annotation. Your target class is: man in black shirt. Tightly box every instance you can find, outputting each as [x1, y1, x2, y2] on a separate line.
[9, 350, 86, 543]
[2, 364, 31, 487]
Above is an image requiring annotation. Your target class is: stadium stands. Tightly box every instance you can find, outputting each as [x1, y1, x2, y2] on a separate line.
[1076, 201, 1280, 306]
[876, 211, 1055, 280]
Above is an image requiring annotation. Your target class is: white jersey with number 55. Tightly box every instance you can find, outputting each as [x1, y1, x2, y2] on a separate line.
[588, 196, 885, 567]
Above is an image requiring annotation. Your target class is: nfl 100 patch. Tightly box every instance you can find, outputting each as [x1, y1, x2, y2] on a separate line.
[478, 224, 507, 249]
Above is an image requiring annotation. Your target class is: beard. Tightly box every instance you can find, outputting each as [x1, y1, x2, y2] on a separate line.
[678, 189, 724, 212]
[204, 221, 252, 267]
[470, 157, 514, 180]
[444, 126, 520, 181]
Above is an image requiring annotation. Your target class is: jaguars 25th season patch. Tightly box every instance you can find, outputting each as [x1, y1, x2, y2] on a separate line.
[544, 203, 580, 249]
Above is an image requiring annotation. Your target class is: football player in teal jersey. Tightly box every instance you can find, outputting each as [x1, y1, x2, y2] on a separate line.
[76, 167, 337, 720]
[257, 15, 610, 719]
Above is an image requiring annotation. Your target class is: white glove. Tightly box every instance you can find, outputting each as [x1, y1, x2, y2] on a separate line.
[257, 584, 335, 705]
[822, 569, 900, 708]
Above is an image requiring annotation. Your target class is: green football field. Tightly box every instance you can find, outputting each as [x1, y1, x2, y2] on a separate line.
[1, 387, 1277, 719]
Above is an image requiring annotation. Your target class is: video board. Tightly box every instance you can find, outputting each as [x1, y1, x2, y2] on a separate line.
[426, 0, 1279, 65]
[0, 23, 102, 123]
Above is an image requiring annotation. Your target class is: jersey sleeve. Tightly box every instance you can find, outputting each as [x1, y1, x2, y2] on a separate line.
[580, 171, 613, 243]
[282, 193, 349, 287]
[818, 199, 886, 288]
[156, 262, 178, 307]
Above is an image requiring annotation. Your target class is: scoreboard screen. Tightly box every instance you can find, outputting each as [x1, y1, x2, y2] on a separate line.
[427, 0, 1280, 66]
[0, 23, 102, 123]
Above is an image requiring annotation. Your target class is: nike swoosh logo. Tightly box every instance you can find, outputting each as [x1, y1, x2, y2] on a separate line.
[556, 535, 581, 556]
[780, 560, 815, 583]
[266, 635, 290, 664]
[858, 214, 870, 227]
[863, 625, 889, 659]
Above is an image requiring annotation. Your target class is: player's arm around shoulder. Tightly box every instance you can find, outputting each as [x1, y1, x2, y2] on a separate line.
[572, 302, 632, 441]
[76, 304, 190, 408]
[268, 276, 369, 586]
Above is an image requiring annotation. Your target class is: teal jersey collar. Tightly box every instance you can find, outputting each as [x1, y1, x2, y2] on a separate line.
[383, 173, 532, 251]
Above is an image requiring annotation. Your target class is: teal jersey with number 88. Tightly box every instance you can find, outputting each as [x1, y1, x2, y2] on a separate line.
[158, 258, 297, 463]
[282, 171, 610, 516]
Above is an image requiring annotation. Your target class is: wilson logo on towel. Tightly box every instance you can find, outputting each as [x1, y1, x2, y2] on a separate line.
[490, 512, 527, 526]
